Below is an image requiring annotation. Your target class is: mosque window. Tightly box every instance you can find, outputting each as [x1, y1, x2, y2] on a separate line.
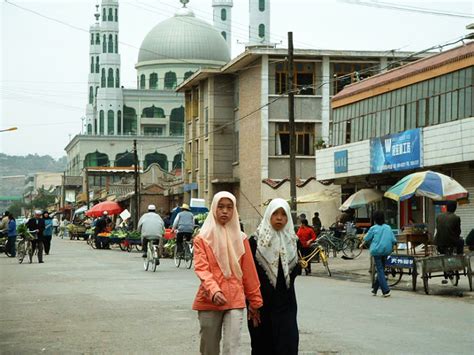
[184, 71, 195, 81]
[140, 74, 146, 89]
[172, 153, 182, 170]
[90, 56, 94, 73]
[115, 34, 118, 53]
[116, 69, 120, 88]
[108, 8, 113, 21]
[221, 8, 227, 21]
[117, 110, 122, 134]
[115, 151, 134, 166]
[108, 34, 113, 53]
[89, 86, 94, 104]
[221, 31, 227, 40]
[87, 124, 92, 135]
[95, 86, 99, 97]
[101, 69, 106, 87]
[170, 106, 184, 136]
[115, 8, 118, 22]
[103, 8, 106, 21]
[259, 0, 265, 11]
[123, 105, 137, 135]
[90, 34, 94, 45]
[150, 73, 158, 89]
[258, 24, 265, 38]
[96, 56, 100, 73]
[164, 71, 177, 89]
[96, 33, 100, 44]
[99, 110, 104, 135]
[142, 105, 165, 118]
[103, 35, 106, 53]
[84, 151, 109, 168]
[144, 152, 168, 170]
[107, 110, 114, 135]
[94, 119, 97, 134]
[107, 68, 114, 88]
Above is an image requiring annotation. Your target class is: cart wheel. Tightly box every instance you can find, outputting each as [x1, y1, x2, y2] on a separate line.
[386, 267, 403, 287]
[342, 238, 362, 259]
[174, 244, 181, 268]
[447, 271, 460, 286]
[423, 273, 430, 294]
[412, 264, 418, 291]
[135, 244, 143, 252]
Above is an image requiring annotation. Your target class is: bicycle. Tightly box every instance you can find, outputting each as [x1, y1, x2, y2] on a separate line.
[173, 238, 193, 269]
[16, 229, 37, 264]
[144, 239, 160, 272]
[317, 230, 362, 259]
[298, 241, 331, 277]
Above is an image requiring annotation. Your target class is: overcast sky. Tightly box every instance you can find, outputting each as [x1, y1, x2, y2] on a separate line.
[1, 0, 472, 159]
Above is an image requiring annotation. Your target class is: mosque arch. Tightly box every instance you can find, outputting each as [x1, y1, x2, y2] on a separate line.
[144, 152, 168, 170]
[140, 74, 146, 89]
[170, 106, 184, 136]
[258, 24, 265, 38]
[123, 105, 137, 135]
[84, 151, 109, 168]
[142, 105, 165, 118]
[115, 151, 134, 167]
[172, 153, 182, 170]
[117, 110, 122, 134]
[102, 8, 106, 21]
[103, 34, 106, 53]
[107, 110, 114, 135]
[221, 8, 227, 21]
[184, 71, 195, 81]
[221, 31, 226, 40]
[87, 124, 92, 135]
[115, 69, 120, 88]
[95, 33, 100, 45]
[149, 73, 158, 89]
[99, 110, 104, 135]
[101, 69, 106, 87]
[107, 68, 114, 88]
[89, 86, 94, 104]
[108, 34, 113, 53]
[95, 56, 100, 73]
[164, 71, 177, 89]
[259, 0, 265, 11]
[108, 8, 113, 21]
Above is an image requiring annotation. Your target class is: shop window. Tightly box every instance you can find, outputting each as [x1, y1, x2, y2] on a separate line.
[164, 71, 177, 89]
[275, 123, 314, 156]
[221, 8, 227, 21]
[149, 73, 158, 89]
[108, 34, 113, 53]
[107, 110, 114, 135]
[107, 68, 114, 88]
[259, 0, 265, 11]
[275, 62, 315, 95]
[140, 74, 146, 89]
[258, 24, 265, 39]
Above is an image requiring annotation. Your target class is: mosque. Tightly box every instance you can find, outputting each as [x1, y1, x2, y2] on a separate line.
[65, 0, 271, 176]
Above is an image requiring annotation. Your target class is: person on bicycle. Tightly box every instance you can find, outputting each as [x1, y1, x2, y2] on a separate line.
[25, 210, 46, 263]
[172, 203, 194, 257]
[138, 205, 165, 258]
[297, 219, 317, 275]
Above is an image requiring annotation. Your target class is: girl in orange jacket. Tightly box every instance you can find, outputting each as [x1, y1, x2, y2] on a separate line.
[192, 191, 263, 355]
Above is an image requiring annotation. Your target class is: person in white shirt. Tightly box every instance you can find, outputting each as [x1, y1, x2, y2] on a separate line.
[137, 204, 165, 258]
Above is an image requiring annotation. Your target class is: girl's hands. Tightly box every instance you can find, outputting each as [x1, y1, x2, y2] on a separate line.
[212, 291, 227, 306]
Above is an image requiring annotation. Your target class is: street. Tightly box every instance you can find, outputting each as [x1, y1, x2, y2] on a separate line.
[1, 237, 473, 354]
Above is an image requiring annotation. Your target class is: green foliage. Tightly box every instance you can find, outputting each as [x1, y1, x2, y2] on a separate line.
[31, 187, 56, 210]
[7, 201, 23, 217]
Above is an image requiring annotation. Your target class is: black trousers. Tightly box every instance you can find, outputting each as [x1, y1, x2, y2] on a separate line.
[176, 232, 193, 254]
[437, 239, 464, 255]
[43, 235, 52, 254]
[31, 240, 44, 262]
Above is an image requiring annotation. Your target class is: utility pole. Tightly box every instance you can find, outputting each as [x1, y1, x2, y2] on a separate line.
[133, 139, 139, 228]
[84, 167, 90, 209]
[288, 32, 297, 223]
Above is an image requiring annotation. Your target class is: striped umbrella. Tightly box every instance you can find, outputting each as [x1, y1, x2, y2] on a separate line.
[339, 188, 384, 211]
[384, 171, 468, 202]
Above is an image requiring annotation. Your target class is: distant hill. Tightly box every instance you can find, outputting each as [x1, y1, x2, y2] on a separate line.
[0, 153, 66, 177]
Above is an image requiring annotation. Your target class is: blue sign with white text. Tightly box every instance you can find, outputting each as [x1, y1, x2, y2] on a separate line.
[334, 150, 348, 173]
[370, 129, 421, 174]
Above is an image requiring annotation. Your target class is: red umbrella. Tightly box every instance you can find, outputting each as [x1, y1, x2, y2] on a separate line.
[86, 201, 123, 217]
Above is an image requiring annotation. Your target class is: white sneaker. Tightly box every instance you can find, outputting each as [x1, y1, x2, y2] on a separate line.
[383, 292, 391, 298]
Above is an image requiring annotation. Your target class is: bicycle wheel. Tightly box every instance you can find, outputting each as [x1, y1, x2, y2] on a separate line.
[386, 267, 403, 287]
[319, 249, 331, 277]
[173, 244, 181, 267]
[119, 241, 127, 251]
[28, 242, 33, 264]
[184, 243, 193, 269]
[152, 257, 158, 272]
[135, 243, 143, 252]
[342, 238, 362, 259]
[144, 246, 150, 271]
[17, 240, 25, 264]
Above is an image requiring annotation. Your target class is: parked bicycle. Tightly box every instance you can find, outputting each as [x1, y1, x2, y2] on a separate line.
[174, 238, 193, 269]
[317, 229, 362, 259]
[298, 241, 331, 276]
[144, 239, 160, 272]
[16, 229, 37, 264]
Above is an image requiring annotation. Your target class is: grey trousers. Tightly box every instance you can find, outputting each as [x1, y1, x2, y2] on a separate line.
[198, 309, 244, 355]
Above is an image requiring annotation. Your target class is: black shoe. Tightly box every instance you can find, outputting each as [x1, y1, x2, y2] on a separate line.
[39, 261, 44, 263]
[142, 253, 147, 258]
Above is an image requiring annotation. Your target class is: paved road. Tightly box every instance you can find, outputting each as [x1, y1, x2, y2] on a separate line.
[1, 238, 473, 354]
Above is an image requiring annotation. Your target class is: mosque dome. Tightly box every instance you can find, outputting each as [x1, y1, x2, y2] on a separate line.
[137, 7, 231, 65]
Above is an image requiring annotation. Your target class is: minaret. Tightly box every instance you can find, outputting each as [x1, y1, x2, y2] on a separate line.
[85, 4, 101, 135]
[249, 0, 270, 45]
[212, 0, 233, 51]
[96, 0, 124, 136]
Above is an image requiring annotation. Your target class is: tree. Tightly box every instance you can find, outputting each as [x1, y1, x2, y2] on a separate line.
[31, 187, 56, 211]
[7, 201, 23, 217]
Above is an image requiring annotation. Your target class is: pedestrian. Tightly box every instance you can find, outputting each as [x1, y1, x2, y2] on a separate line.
[360, 210, 396, 297]
[94, 211, 111, 249]
[52, 215, 59, 235]
[312, 212, 322, 235]
[26, 210, 46, 263]
[296, 218, 317, 275]
[434, 201, 464, 255]
[137, 204, 165, 259]
[42, 211, 53, 255]
[6, 213, 17, 257]
[172, 203, 195, 257]
[192, 191, 262, 355]
[248, 198, 301, 355]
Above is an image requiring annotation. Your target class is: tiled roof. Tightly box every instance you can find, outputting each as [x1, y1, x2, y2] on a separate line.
[332, 42, 474, 103]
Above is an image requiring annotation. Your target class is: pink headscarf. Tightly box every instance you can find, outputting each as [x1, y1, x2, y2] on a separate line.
[199, 191, 245, 279]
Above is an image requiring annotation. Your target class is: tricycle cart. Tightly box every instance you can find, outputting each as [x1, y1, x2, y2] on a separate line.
[370, 254, 418, 291]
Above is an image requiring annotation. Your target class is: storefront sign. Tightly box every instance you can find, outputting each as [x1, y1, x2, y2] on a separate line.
[385, 255, 415, 269]
[183, 182, 198, 192]
[334, 150, 348, 173]
[370, 129, 421, 173]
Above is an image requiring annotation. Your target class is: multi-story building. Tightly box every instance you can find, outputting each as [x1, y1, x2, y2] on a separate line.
[316, 42, 474, 235]
[178, 47, 426, 230]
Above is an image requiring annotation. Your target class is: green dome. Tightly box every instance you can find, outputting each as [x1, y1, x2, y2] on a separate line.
[138, 9, 230, 65]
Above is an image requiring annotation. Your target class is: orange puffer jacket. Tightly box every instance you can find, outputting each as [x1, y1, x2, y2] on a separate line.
[192, 235, 263, 311]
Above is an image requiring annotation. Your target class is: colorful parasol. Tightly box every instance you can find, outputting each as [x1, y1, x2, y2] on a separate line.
[384, 171, 468, 202]
[339, 188, 384, 211]
[85, 201, 123, 217]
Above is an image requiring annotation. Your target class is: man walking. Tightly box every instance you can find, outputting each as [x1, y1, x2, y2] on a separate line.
[435, 201, 464, 254]
[138, 205, 165, 259]
[172, 203, 194, 257]
[26, 210, 46, 263]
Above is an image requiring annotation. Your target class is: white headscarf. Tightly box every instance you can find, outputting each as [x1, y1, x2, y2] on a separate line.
[254, 198, 298, 289]
[199, 191, 245, 279]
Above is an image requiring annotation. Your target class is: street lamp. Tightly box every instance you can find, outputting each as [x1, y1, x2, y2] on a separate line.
[0, 127, 18, 133]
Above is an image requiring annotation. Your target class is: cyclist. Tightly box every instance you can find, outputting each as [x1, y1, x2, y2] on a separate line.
[172, 203, 194, 257]
[25, 210, 45, 263]
[138, 204, 165, 259]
